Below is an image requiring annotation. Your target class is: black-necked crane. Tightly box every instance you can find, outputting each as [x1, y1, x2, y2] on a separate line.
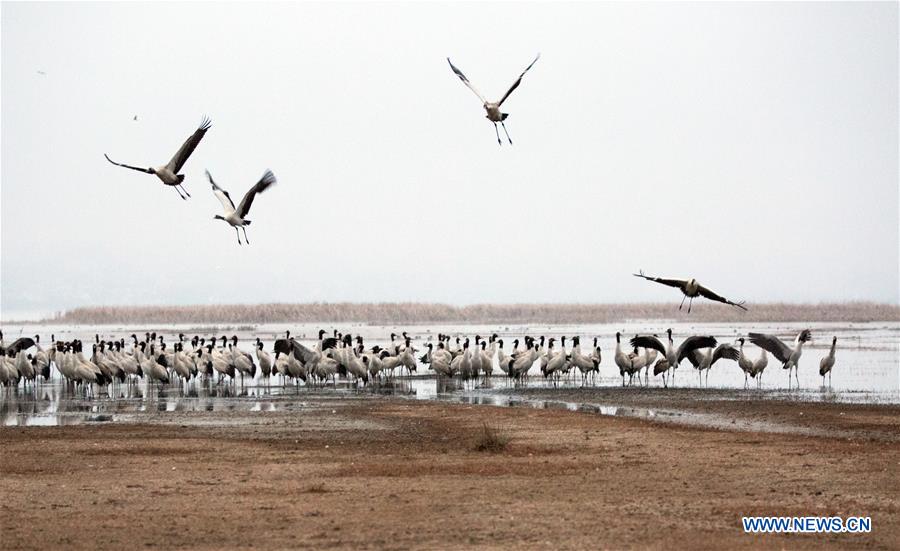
[652, 358, 671, 387]
[819, 336, 837, 387]
[737, 337, 769, 388]
[570, 336, 599, 387]
[207, 169, 277, 245]
[748, 329, 812, 389]
[630, 329, 718, 387]
[104, 117, 211, 200]
[633, 270, 748, 313]
[686, 343, 740, 387]
[750, 348, 768, 387]
[736, 338, 755, 388]
[614, 333, 644, 386]
[447, 54, 540, 145]
[256, 338, 273, 382]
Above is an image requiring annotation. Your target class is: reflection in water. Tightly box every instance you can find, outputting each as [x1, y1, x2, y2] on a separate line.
[2, 368, 899, 427]
[2, 376, 658, 427]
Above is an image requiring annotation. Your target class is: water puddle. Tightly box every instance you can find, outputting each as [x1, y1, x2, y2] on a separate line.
[2, 376, 898, 437]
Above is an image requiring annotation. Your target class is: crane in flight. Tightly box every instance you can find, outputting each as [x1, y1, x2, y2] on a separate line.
[447, 54, 540, 145]
[633, 270, 747, 313]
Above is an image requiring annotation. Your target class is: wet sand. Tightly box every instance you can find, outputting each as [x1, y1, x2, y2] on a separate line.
[2, 395, 899, 550]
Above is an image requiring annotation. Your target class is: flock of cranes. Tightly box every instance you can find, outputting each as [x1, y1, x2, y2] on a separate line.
[0, 328, 839, 395]
[100, 54, 544, 247]
[98, 53, 752, 317]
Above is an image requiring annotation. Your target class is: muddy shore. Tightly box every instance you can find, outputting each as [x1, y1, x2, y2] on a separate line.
[2, 394, 898, 549]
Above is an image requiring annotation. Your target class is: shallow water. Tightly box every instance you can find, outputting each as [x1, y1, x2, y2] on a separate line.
[2, 321, 897, 427]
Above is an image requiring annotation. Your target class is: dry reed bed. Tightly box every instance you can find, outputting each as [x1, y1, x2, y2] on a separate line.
[33, 301, 900, 325]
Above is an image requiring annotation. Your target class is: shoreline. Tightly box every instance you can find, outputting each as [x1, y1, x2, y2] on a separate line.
[2, 394, 898, 549]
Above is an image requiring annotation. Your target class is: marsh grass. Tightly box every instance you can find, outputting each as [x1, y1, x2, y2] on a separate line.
[472, 422, 511, 453]
[303, 482, 330, 494]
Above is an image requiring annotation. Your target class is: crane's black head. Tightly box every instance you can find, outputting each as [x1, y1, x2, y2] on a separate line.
[214, 215, 225, 221]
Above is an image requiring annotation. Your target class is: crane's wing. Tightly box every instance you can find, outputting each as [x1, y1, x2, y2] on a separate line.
[206, 170, 235, 212]
[498, 53, 540, 106]
[633, 270, 687, 290]
[447, 58, 487, 104]
[4, 337, 36, 356]
[685, 348, 704, 368]
[236, 170, 276, 218]
[697, 284, 748, 311]
[630, 335, 666, 356]
[711, 343, 740, 365]
[166, 116, 212, 173]
[676, 335, 717, 363]
[748, 333, 791, 363]
[320, 337, 338, 351]
[104, 154, 153, 174]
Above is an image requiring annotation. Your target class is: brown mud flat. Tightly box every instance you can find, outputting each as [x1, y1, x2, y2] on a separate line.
[501, 387, 900, 442]
[1, 397, 898, 550]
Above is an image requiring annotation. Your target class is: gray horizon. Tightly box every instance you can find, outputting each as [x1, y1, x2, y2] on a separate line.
[2, 2, 898, 321]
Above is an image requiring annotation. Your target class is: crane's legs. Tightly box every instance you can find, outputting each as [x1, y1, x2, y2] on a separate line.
[235, 227, 242, 245]
[172, 186, 187, 200]
[178, 184, 191, 198]
[688, 297, 694, 313]
[493, 123, 502, 145]
[241, 226, 250, 244]
[501, 121, 513, 144]
[679, 295, 687, 310]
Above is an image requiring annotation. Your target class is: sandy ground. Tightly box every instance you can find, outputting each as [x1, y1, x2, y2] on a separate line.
[1, 395, 899, 550]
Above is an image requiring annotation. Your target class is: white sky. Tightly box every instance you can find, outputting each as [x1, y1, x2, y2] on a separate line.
[2, 1, 898, 319]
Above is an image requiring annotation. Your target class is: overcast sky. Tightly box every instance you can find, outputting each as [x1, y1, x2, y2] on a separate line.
[1, 2, 897, 319]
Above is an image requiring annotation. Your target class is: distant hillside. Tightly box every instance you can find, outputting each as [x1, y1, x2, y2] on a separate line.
[32, 302, 900, 325]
